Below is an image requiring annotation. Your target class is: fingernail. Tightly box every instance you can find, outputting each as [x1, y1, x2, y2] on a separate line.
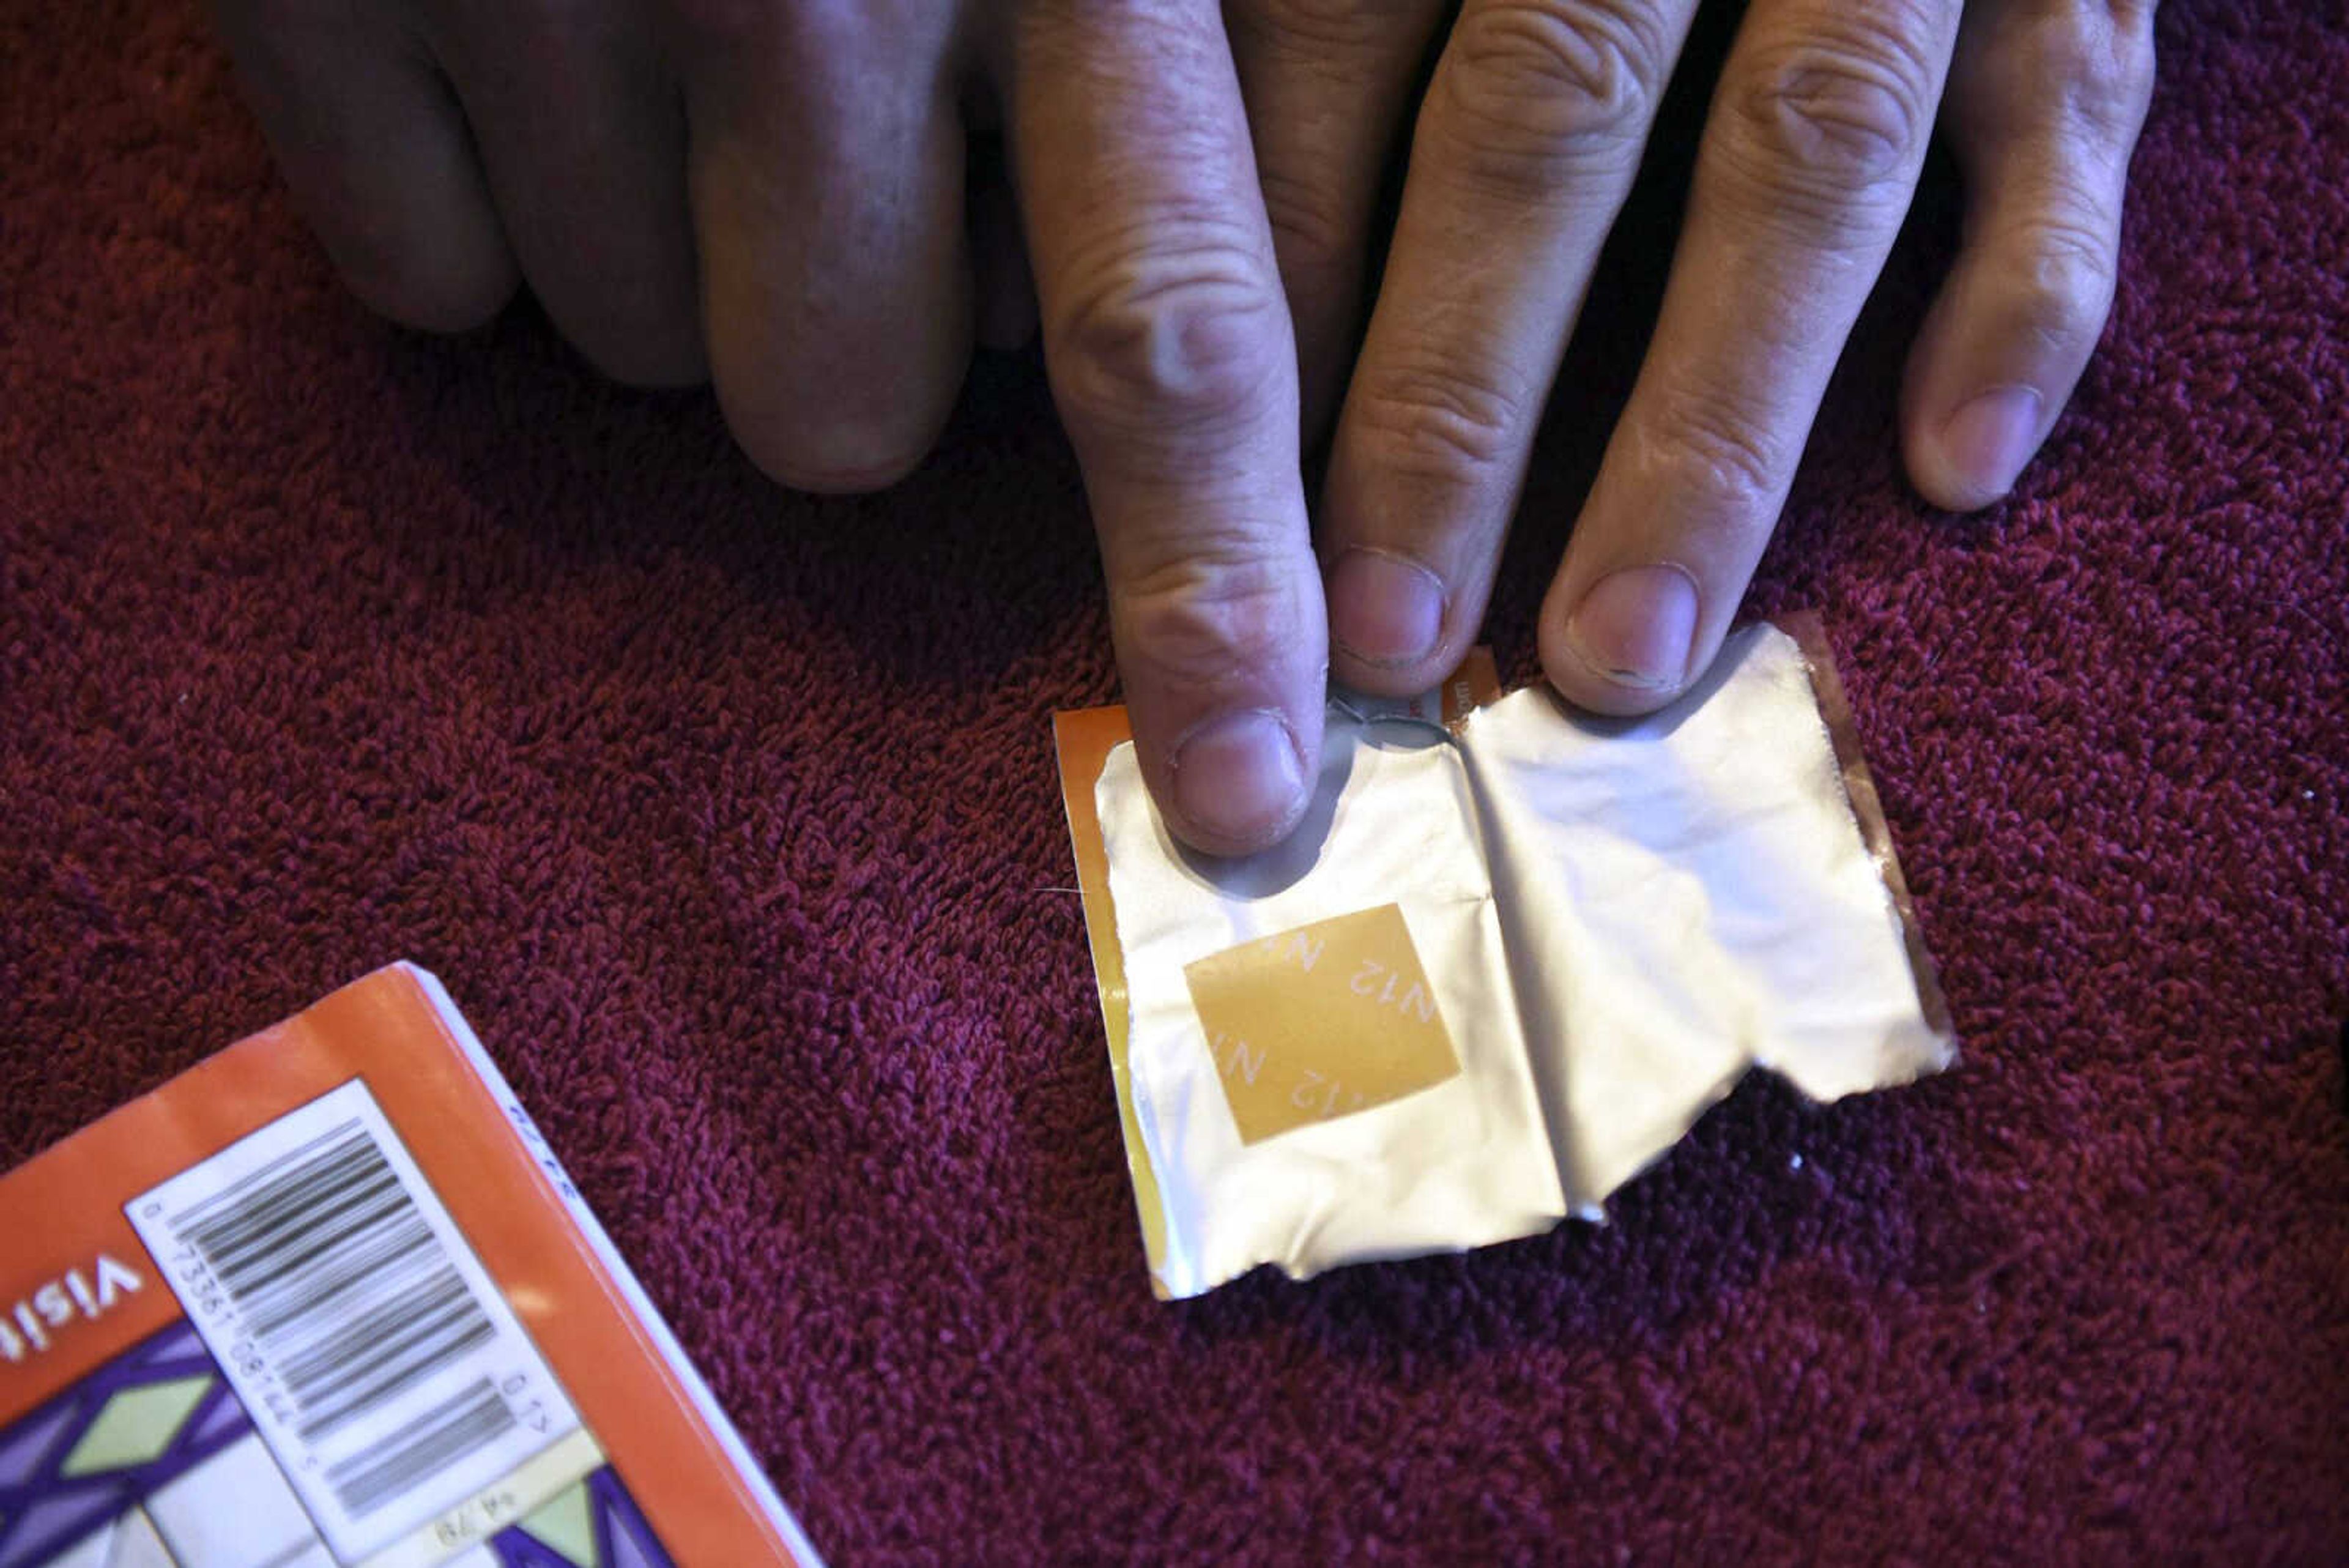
[1938, 385, 2043, 500]
[1567, 565, 1699, 692]
[1172, 710, 1307, 847]
[1328, 549, 1445, 667]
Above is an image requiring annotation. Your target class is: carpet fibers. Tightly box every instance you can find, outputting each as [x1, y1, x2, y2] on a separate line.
[3, 1, 2345, 1561]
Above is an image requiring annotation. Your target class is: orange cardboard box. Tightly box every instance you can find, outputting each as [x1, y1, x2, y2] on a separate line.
[0, 964, 819, 1568]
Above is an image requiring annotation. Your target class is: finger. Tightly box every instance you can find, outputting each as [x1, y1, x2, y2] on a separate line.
[1899, 0, 2157, 511]
[1319, 0, 1701, 694]
[208, 0, 516, 331]
[1009, 4, 1324, 856]
[428, 1, 703, 385]
[1227, 0, 1449, 437]
[1542, 0, 1962, 713]
[679, 12, 970, 491]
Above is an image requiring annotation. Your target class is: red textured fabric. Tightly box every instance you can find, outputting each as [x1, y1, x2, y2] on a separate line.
[5, 2, 2346, 1561]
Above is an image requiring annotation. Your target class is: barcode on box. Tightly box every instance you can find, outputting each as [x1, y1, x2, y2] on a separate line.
[129, 1081, 587, 1564]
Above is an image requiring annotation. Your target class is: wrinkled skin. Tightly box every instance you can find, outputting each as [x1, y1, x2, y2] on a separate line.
[210, 0, 2156, 852]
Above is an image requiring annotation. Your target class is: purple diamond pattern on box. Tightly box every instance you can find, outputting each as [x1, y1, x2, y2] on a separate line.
[0, 1323, 247, 1567]
[0, 1323, 677, 1567]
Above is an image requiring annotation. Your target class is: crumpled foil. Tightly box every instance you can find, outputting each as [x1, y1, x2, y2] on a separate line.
[1068, 618, 1953, 1299]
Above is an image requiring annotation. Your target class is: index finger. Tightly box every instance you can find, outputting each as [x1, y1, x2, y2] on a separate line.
[1008, 2, 1325, 856]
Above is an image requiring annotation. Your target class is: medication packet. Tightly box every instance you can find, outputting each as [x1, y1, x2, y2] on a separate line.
[1097, 699, 1567, 1299]
[1056, 618, 1953, 1299]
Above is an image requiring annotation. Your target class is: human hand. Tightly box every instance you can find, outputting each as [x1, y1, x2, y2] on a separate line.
[1230, 0, 2155, 710]
[210, 0, 1335, 853]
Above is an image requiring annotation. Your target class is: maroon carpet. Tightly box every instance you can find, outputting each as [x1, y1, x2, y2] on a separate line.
[4, 1, 2345, 1561]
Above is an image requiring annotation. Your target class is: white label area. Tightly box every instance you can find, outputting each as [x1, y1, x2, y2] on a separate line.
[128, 1081, 584, 1565]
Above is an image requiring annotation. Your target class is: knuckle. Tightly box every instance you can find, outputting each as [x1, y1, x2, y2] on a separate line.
[1723, 6, 1945, 202]
[2098, 44, 2158, 135]
[1345, 350, 1527, 487]
[1112, 548, 1304, 694]
[2033, 2, 2158, 137]
[1434, 0, 1668, 193]
[1641, 381, 1785, 511]
[1991, 212, 2117, 350]
[1050, 224, 1288, 442]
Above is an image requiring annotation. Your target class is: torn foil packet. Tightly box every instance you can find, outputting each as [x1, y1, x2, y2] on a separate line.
[1053, 615, 1954, 1300]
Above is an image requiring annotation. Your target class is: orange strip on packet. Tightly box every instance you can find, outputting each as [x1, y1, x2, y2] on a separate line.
[1051, 704, 1173, 1296]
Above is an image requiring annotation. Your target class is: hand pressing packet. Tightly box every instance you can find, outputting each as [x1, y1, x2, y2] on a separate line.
[1053, 618, 1952, 1299]
[1088, 686, 1569, 1300]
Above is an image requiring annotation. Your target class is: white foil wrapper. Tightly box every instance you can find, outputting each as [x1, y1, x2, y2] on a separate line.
[1087, 622, 1953, 1298]
[1099, 713, 1568, 1298]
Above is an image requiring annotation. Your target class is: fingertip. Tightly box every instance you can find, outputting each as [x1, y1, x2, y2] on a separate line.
[1904, 382, 2044, 513]
[215, 13, 524, 343]
[333, 231, 519, 338]
[1114, 568, 1327, 856]
[1540, 636, 1682, 719]
[1326, 547, 1453, 696]
[733, 431, 935, 495]
[686, 61, 973, 500]
[711, 346, 959, 494]
[1160, 707, 1316, 857]
[1542, 562, 1700, 718]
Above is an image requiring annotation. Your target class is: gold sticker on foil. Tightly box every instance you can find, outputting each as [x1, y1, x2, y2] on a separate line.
[1183, 904, 1462, 1145]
